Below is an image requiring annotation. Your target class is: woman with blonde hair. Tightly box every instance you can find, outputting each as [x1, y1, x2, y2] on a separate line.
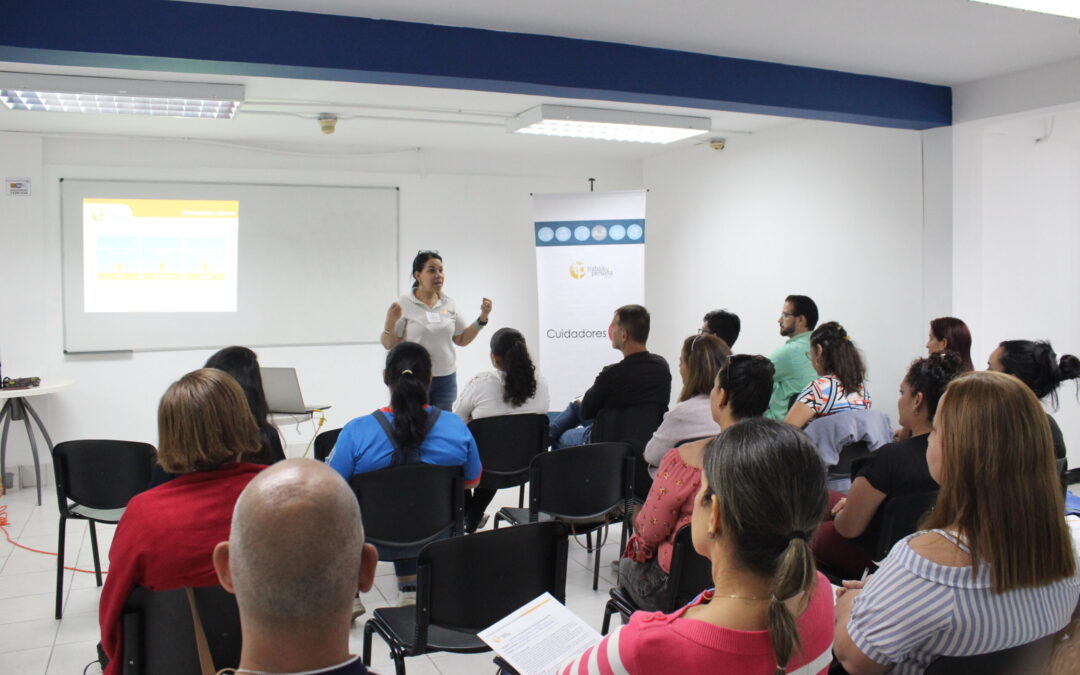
[562, 418, 834, 674]
[98, 369, 266, 674]
[835, 371, 1080, 675]
[642, 333, 730, 476]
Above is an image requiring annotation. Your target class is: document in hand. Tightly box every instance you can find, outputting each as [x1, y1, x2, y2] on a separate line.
[478, 592, 603, 675]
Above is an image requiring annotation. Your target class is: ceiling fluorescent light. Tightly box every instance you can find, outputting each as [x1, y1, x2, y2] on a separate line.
[969, 1, 1080, 19]
[507, 105, 710, 144]
[0, 73, 244, 119]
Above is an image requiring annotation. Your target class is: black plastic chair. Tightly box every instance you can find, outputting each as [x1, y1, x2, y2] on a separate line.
[52, 440, 156, 619]
[826, 441, 872, 492]
[873, 490, 938, 560]
[924, 632, 1057, 674]
[313, 427, 342, 462]
[591, 404, 667, 502]
[601, 524, 712, 633]
[349, 464, 465, 549]
[121, 585, 241, 674]
[468, 413, 549, 508]
[493, 442, 634, 590]
[362, 521, 568, 675]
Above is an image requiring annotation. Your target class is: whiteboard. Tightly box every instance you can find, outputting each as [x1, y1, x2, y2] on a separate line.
[61, 179, 398, 352]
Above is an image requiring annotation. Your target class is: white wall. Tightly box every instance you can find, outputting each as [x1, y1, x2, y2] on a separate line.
[1, 120, 948, 480]
[643, 120, 929, 424]
[953, 116, 1080, 468]
[0, 132, 643, 472]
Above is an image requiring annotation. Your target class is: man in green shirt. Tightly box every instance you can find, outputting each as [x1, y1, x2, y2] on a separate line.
[765, 295, 819, 420]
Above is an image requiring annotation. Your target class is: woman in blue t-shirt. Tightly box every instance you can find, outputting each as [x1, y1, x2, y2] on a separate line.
[326, 342, 481, 605]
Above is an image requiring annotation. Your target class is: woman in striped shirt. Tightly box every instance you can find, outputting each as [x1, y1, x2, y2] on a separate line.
[834, 371, 1080, 675]
[560, 419, 835, 675]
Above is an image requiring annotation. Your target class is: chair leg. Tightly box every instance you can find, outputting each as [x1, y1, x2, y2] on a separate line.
[518, 484, 525, 508]
[56, 517, 67, 619]
[89, 521, 103, 586]
[362, 620, 374, 665]
[601, 600, 615, 634]
[593, 540, 601, 590]
[394, 652, 407, 675]
[586, 531, 593, 553]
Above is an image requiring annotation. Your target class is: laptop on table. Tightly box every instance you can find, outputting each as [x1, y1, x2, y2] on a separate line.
[260, 367, 329, 415]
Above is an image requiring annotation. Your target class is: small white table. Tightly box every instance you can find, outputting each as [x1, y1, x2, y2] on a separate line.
[0, 380, 74, 505]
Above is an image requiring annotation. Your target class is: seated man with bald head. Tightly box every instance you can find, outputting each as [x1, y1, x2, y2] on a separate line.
[213, 458, 379, 675]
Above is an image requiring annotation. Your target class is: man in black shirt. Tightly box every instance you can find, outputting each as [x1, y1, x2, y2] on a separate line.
[549, 304, 671, 448]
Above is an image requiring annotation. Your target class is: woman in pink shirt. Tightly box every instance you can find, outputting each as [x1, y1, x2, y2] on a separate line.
[563, 418, 835, 675]
[619, 354, 774, 610]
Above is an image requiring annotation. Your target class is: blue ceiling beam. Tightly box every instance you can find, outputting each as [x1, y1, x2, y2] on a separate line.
[0, 0, 951, 130]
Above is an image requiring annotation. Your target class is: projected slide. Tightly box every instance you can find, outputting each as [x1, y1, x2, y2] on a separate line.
[82, 198, 239, 313]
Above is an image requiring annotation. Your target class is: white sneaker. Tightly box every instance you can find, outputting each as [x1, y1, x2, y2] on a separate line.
[398, 586, 417, 606]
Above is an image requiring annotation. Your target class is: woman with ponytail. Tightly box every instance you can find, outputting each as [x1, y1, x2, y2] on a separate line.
[785, 321, 871, 429]
[454, 328, 549, 532]
[988, 339, 1080, 459]
[560, 419, 834, 675]
[454, 327, 550, 422]
[326, 342, 481, 603]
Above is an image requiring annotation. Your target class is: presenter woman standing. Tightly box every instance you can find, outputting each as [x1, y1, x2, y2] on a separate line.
[381, 250, 492, 411]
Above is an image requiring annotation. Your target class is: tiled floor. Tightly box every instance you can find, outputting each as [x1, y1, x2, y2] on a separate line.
[0, 484, 626, 675]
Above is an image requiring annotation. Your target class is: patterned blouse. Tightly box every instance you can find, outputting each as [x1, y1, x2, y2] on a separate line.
[797, 374, 871, 418]
[624, 447, 701, 573]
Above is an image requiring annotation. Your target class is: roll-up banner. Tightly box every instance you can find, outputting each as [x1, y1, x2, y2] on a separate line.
[533, 191, 646, 406]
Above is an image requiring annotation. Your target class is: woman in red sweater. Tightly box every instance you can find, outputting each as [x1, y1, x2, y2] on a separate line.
[98, 368, 266, 674]
[563, 419, 834, 675]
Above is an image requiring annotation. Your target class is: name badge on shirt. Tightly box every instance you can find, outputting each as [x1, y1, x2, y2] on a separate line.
[426, 311, 443, 324]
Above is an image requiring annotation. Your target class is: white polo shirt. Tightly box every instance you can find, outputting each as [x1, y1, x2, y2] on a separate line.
[393, 291, 469, 377]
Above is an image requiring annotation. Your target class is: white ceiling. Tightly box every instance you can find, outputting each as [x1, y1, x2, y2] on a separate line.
[0, 61, 795, 160]
[179, 0, 1080, 86]
[5, 0, 1080, 157]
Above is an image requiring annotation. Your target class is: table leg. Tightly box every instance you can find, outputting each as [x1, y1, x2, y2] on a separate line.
[21, 399, 55, 453]
[19, 403, 43, 506]
[0, 401, 11, 491]
[21, 400, 54, 508]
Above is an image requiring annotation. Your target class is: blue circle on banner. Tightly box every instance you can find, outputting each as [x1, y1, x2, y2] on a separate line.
[574, 226, 590, 241]
[591, 224, 608, 241]
[537, 226, 555, 242]
[627, 224, 644, 241]
[609, 224, 626, 241]
[555, 226, 572, 242]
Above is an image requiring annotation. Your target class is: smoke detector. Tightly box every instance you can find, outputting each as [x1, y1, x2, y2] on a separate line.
[318, 113, 338, 135]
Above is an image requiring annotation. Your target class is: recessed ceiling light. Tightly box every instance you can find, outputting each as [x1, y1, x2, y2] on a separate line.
[969, 1, 1080, 20]
[507, 105, 710, 144]
[0, 73, 244, 119]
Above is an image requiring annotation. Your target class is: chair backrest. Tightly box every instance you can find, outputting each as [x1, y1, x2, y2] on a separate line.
[529, 442, 633, 522]
[416, 521, 568, 637]
[830, 441, 871, 476]
[591, 405, 667, 501]
[874, 490, 939, 560]
[467, 414, 548, 490]
[924, 633, 1057, 674]
[121, 585, 241, 674]
[663, 524, 713, 611]
[52, 440, 156, 512]
[349, 463, 464, 546]
[313, 427, 342, 462]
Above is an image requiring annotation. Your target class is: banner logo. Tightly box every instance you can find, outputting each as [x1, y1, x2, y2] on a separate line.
[569, 262, 586, 279]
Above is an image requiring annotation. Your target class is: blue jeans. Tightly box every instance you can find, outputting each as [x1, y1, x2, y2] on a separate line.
[429, 373, 457, 411]
[548, 400, 593, 449]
